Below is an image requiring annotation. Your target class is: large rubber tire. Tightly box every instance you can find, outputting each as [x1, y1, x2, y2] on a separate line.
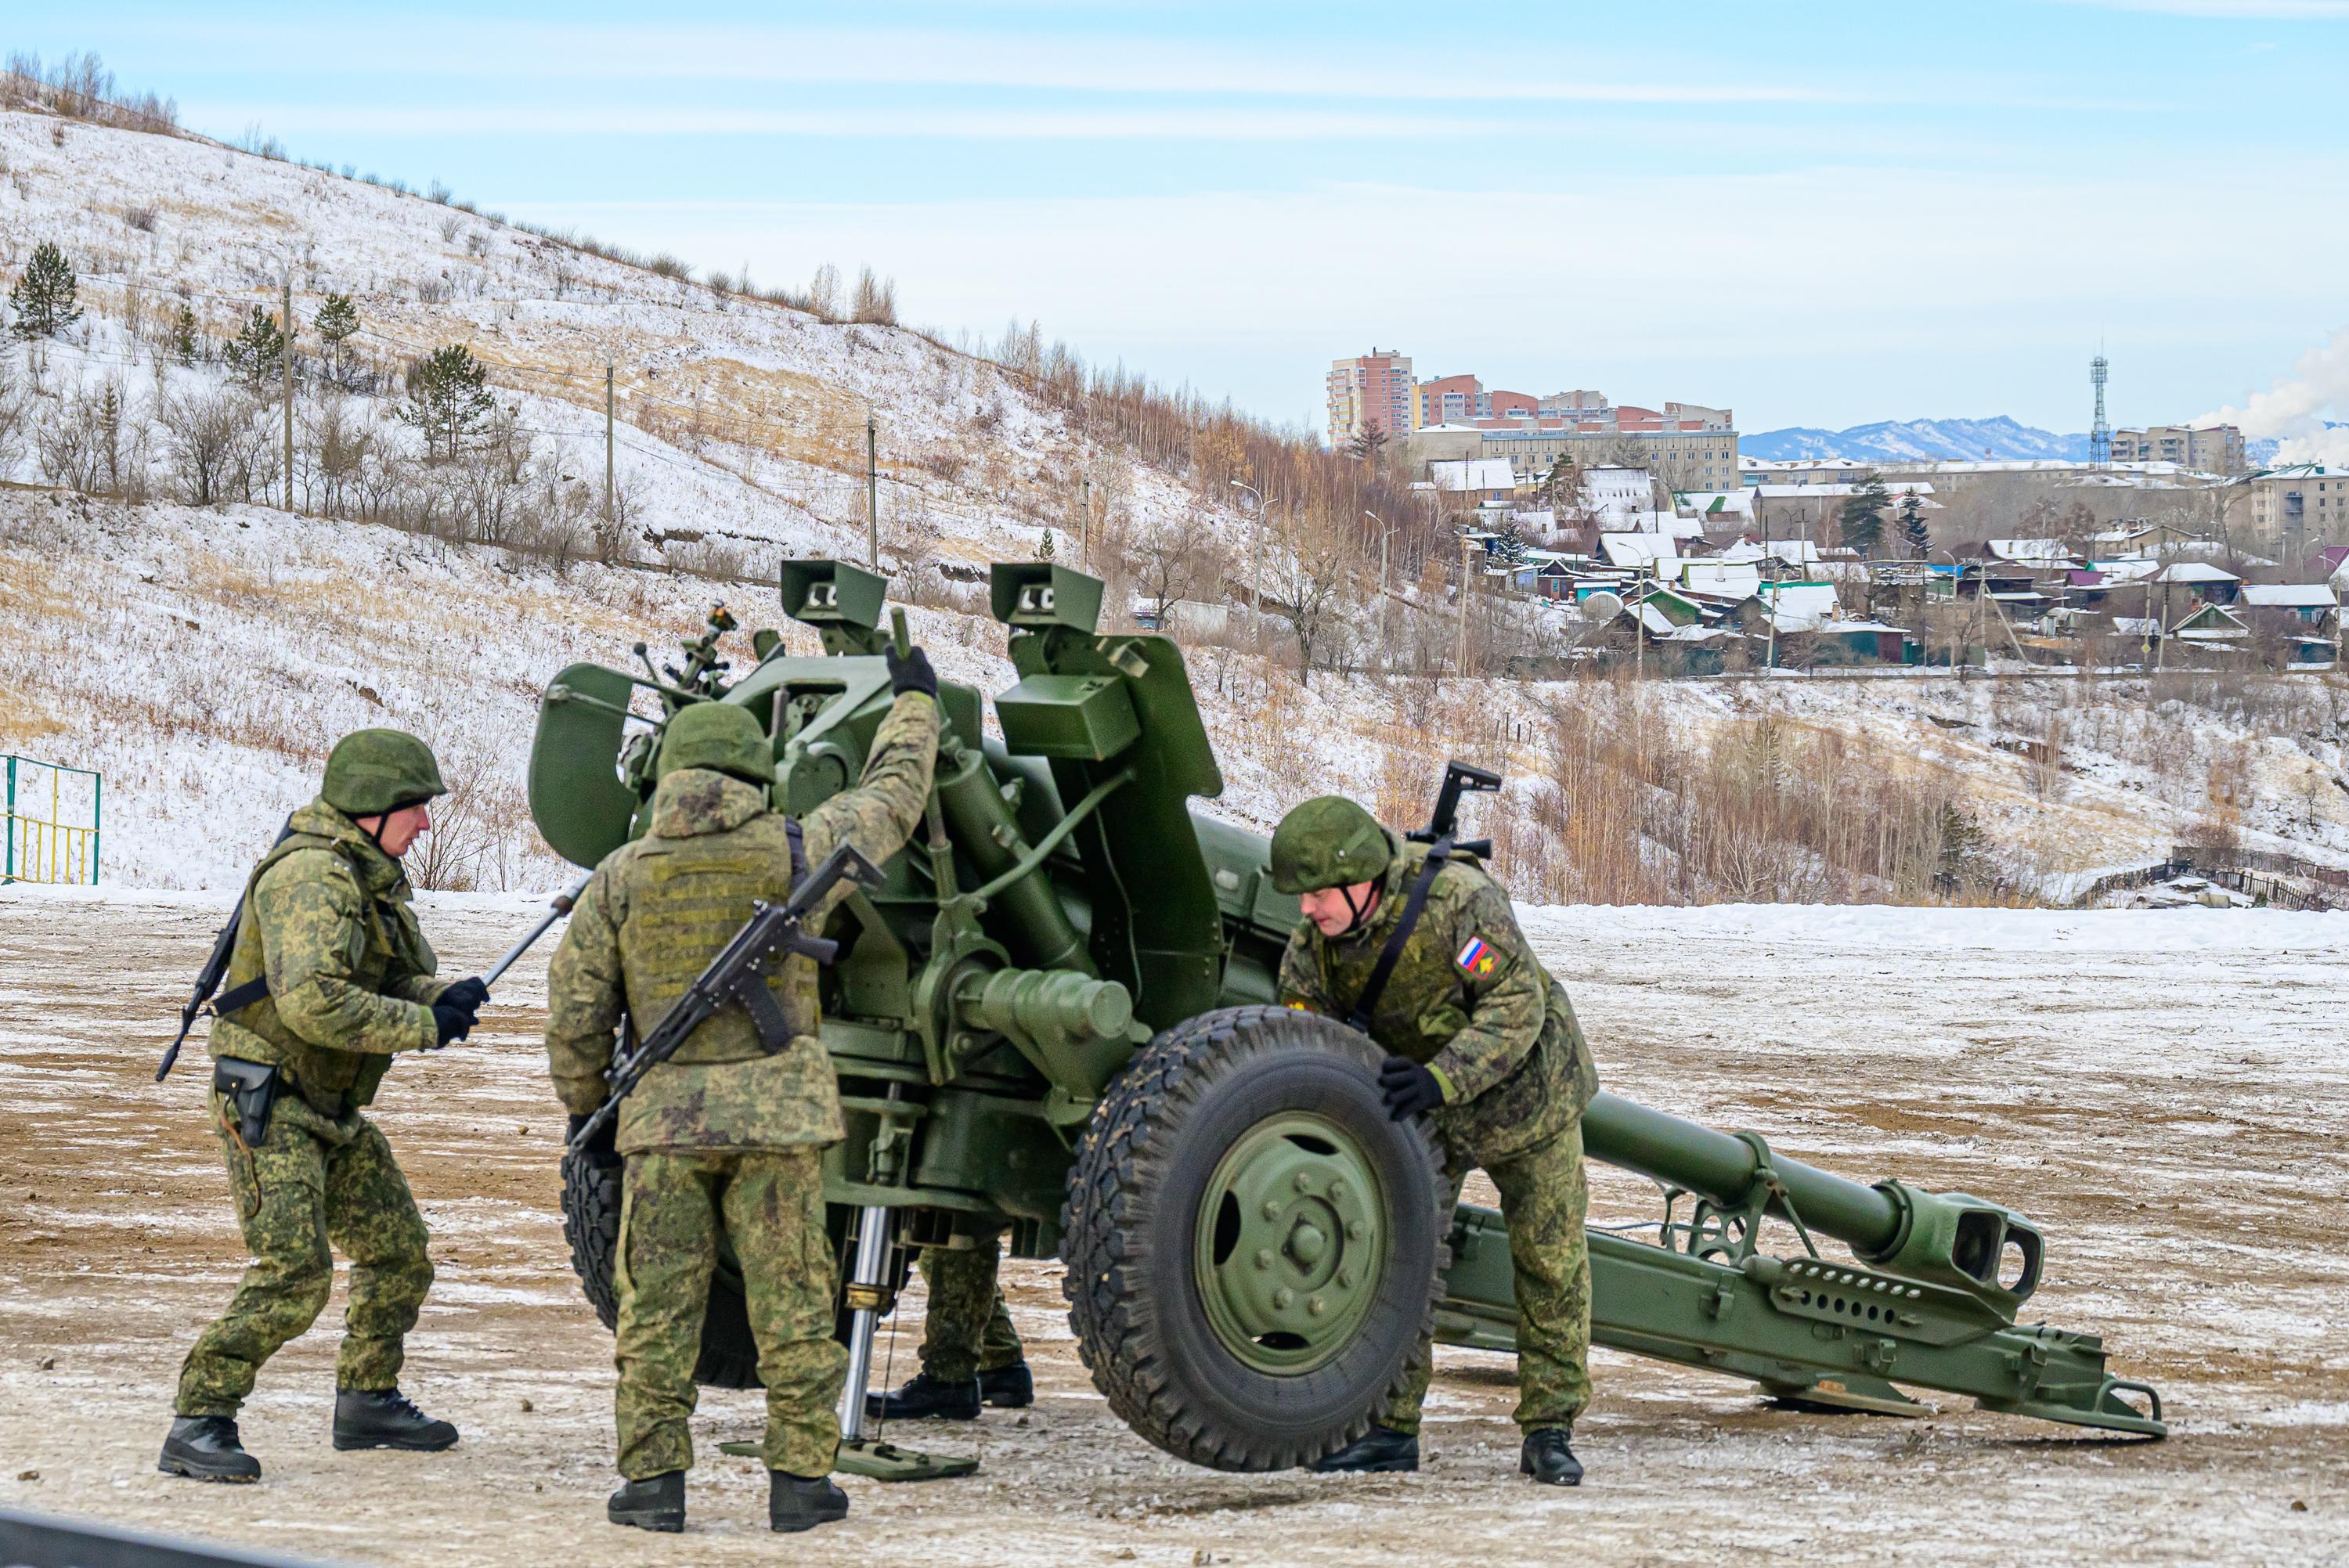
[1061, 1005, 1451, 1472]
[560, 1150, 762, 1389]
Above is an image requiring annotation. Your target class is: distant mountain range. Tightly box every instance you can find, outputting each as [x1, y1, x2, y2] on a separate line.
[1742, 416, 2088, 463]
[1743, 416, 2282, 467]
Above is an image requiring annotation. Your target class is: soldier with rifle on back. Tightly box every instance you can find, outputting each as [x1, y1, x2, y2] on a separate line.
[1272, 764, 1600, 1486]
[542, 639, 942, 1536]
[158, 730, 489, 1483]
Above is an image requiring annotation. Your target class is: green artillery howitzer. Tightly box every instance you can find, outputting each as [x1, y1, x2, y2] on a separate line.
[528, 558, 2165, 1477]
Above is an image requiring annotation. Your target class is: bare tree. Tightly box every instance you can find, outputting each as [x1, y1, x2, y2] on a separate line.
[1261, 505, 1359, 687]
[1131, 508, 1216, 632]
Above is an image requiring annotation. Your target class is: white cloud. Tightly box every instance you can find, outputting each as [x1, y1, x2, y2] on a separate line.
[2198, 326, 2349, 439]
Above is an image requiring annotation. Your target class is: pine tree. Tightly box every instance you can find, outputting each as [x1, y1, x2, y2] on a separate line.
[396, 344, 494, 460]
[223, 306, 287, 388]
[7, 241, 83, 339]
[1898, 491, 1930, 557]
[1489, 517, 1527, 563]
[1034, 527, 1057, 561]
[171, 301, 198, 366]
[315, 292, 358, 353]
[1838, 474, 1890, 557]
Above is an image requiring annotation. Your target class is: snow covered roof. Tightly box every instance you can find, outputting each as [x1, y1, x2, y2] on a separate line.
[1820, 618, 1908, 635]
[2175, 604, 2250, 638]
[1756, 582, 1838, 631]
[2152, 562, 2241, 584]
[1600, 533, 1682, 570]
[2087, 557, 2160, 582]
[1987, 539, 2077, 563]
[2239, 584, 2337, 608]
[1429, 458, 1517, 492]
[1676, 489, 1755, 517]
[1678, 560, 1763, 599]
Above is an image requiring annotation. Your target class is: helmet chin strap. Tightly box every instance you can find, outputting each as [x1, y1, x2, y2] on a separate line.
[1334, 881, 1379, 937]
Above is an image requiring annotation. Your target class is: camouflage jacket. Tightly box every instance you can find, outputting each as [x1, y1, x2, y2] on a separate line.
[1278, 842, 1597, 1165]
[209, 798, 448, 1117]
[544, 691, 939, 1154]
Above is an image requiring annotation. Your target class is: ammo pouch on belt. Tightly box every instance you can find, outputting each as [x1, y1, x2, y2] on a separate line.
[212, 1057, 280, 1147]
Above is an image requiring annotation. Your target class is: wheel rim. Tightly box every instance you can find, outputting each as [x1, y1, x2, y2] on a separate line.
[1192, 1112, 1387, 1375]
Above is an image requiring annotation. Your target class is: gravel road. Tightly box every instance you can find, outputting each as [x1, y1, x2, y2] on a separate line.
[1, 890, 2341, 1566]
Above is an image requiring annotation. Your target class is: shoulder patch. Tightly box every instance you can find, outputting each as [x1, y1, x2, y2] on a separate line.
[1456, 936, 1496, 978]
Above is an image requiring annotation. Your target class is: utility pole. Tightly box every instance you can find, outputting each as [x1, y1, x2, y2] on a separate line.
[280, 272, 294, 513]
[1456, 529, 1474, 679]
[865, 409, 879, 569]
[1636, 563, 1649, 682]
[1079, 472, 1091, 554]
[604, 364, 615, 527]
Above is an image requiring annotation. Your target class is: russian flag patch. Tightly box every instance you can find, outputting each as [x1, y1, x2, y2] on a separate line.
[1456, 937, 1496, 978]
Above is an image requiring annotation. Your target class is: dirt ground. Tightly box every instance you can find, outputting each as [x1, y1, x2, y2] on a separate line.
[2, 890, 2344, 1566]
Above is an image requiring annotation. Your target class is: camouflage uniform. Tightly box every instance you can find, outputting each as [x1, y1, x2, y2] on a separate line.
[1277, 839, 1600, 1436]
[545, 691, 939, 1481]
[913, 1241, 1023, 1384]
[175, 798, 452, 1418]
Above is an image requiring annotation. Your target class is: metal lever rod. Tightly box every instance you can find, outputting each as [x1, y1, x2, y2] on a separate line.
[836, 1204, 892, 1442]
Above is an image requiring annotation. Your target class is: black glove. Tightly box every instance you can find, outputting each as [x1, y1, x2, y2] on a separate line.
[440, 977, 490, 1014]
[1377, 1055, 1445, 1121]
[567, 1112, 621, 1168]
[430, 999, 476, 1046]
[428, 978, 486, 1047]
[885, 642, 938, 701]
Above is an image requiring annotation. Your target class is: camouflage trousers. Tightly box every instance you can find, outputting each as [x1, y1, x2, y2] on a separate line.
[176, 1090, 432, 1417]
[1384, 1123, 1590, 1436]
[913, 1235, 1024, 1383]
[615, 1148, 843, 1480]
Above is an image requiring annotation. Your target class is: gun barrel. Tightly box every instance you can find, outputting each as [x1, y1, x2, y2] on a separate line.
[1585, 1091, 1901, 1256]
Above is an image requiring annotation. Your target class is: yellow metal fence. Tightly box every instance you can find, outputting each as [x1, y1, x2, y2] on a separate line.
[3, 755, 103, 885]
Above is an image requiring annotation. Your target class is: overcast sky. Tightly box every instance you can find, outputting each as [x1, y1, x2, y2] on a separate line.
[31, 1, 2349, 436]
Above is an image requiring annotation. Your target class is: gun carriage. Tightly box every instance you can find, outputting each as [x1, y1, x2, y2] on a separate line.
[529, 559, 2164, 1474]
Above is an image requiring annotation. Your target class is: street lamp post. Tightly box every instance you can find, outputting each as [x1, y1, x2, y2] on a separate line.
[1366, 509, 1399, 672]
[1229, 478, 1267, 626]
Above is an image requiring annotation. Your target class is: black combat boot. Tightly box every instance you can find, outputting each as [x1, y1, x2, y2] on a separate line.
[608, 1470, 685, 1533]
[866, 1370, 982, 1421]
[1311, 1425, 1419, 1474]
[332, 1387, 460, 1451]
[978, 1361, 1035, 1408]
[1520, 1426, 1583, 1487]
[769, 1471, 850, 1533]
[158, 1415, 262, 1483]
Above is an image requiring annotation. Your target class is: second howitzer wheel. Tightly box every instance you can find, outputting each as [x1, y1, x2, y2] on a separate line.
[1061, 1006, 1452, 1471]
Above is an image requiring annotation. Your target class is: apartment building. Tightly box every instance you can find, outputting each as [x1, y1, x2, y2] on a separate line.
[2245, 464, 2349, 549]
[1326, 349, 1416, 448]
[1409, 424, 1741, 495]
[2111, 424, 2246, 474]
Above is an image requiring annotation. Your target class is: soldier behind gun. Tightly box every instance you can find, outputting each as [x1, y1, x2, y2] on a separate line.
[543, 644, 941, 1536]
[1272, 790, 1600, 1487]
[161, 730, 489, 1483]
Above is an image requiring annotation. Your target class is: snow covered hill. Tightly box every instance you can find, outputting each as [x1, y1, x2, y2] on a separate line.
[0, 106, 1215, 573]
[4, 106, 2345, 905]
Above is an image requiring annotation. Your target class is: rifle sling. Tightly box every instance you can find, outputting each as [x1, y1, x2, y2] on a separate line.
[1344, 841, 1451, 1036]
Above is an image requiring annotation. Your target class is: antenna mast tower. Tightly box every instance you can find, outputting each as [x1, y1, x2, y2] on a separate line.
[2089, 353, 2111, 466]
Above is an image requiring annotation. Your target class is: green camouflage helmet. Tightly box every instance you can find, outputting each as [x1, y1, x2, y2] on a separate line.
[1269, 795, 1394, 895]
[321, 729, 447, 816]
[656, 701, 772, 786]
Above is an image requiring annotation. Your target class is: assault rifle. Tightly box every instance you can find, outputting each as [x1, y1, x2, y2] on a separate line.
[1405, 759, 1503, 861]
[157, 817, 296, 1082]
[564, 841, 883, 1157]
